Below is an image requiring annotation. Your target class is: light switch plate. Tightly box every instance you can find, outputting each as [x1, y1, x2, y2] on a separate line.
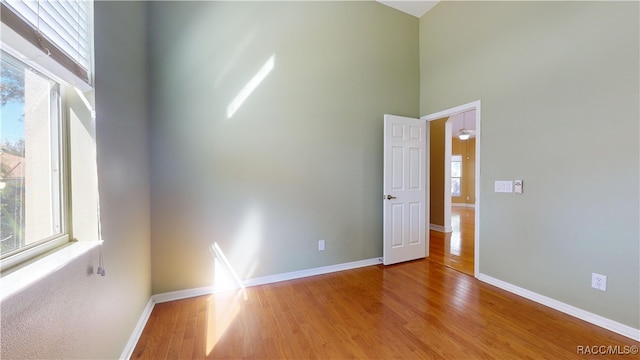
[494, 181, 513, 193]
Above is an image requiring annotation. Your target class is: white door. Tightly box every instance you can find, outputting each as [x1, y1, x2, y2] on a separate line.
[383, 114, 427, 265]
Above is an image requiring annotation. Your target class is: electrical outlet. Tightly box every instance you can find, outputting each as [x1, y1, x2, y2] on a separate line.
[318, 240, 325, 251]
[591, 273, 606, 291]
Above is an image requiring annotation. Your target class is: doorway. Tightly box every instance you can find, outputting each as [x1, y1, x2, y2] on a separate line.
[422, 101, 480, 277]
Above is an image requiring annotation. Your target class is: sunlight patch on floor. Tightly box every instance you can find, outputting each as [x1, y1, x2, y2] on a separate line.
[449, 213, 461, 256]
[205, 207, 264, 355]
[205, 288, 245, 356]
[207, 242, 249, 355]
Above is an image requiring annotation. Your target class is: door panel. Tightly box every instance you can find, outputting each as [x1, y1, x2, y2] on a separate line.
[383, 114, 427, 265]
[391, 204, 403, 247]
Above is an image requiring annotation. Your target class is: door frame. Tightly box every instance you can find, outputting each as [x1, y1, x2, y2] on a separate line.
[422, 100, 481, 277]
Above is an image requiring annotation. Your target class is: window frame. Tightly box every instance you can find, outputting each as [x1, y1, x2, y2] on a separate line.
[451, 154, 462, 197]
[0, 48, 72, 271]
[0, 0, 96, 279]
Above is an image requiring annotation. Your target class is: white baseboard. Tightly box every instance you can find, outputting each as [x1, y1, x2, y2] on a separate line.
[153, 257, 382, 304]
[120, 297, 155, 360]
[244, 257, 382, 288]
[429, 224, 452, 233]
[452, 203, 475, 208]
[152, 284, 219, 304]
[477, 273, 640, 342]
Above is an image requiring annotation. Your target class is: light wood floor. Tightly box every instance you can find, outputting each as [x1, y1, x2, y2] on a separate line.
[133, 259, 638, 359]
[428, 207, 474, 276]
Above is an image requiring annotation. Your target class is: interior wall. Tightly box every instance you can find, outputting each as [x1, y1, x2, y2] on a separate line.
[147, 1, 419, 294]
[0, 2, 151, 358]
[420, 1, 639, 328]
[429, 118, 446, 227]
[451, 137, 475, 205]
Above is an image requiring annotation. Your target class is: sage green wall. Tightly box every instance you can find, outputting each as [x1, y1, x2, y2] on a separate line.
[148, 1, 419, 293]
[0, 2, 151, 358]
[420, 2, 639, 328]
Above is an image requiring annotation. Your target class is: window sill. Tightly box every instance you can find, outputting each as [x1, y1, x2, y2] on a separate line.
[0, 240, 102, 302]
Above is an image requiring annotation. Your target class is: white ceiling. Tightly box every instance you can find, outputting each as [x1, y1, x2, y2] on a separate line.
[377, 0, 440, 18]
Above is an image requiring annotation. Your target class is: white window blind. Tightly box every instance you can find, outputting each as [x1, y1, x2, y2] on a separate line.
[1, 0, 92, 86]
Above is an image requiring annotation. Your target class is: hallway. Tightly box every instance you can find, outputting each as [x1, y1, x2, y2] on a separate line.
[428, 207, 474, 276]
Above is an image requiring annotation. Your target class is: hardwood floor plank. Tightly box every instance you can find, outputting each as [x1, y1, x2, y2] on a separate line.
[177, 296, 200, 359]
[152, 301, 182, 359]
[165, 299, 189, 358]
[130, 301, 162, 359]
[191, 295, 208, 359]
[132, 302, 175, 359]
[134, 258, 639, 359]
[429, 207, 475, 276]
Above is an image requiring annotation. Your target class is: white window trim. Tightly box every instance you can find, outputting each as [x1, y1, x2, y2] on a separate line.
[0, 50, 72, 271]
[0, 1, 93, 90]
[1, 235, 70, 271]
[1, 16, 92, 91]
[0, 239, 102, 301]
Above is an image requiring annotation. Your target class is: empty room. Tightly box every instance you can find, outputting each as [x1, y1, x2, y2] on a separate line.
[1, 1, 639, 359]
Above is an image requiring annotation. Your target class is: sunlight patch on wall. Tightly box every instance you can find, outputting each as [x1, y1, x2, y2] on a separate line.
[214, 28, 259, 88]
[226, 55, 275, 118]
[205, 207, 263, 354]
[207, 242, 248, 355]
[211, 242, 247, 292]
[225, 207, 263, 282]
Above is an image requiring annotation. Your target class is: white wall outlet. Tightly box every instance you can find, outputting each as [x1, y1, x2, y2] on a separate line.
[494, 180, 513, 193]
[591, 273, 607, 291]
[318, 240, 325, 251]
[514, 180, 523, 194]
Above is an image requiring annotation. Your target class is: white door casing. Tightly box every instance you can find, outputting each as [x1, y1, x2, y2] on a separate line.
[383, 115, 427, 265]
[422, 100, 481, 277]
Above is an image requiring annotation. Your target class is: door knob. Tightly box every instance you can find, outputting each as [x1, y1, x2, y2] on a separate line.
[386, 195, 397, 200]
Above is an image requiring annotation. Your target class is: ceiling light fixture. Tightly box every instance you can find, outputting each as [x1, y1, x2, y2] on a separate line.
[457, 111, 473, 140]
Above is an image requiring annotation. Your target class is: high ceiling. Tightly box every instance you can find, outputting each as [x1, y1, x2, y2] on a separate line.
[377, 1, 440, 18]
[377, 1, 472, 137]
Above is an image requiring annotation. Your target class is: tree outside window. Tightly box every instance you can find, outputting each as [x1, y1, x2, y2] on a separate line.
[1, 51, 63, 256]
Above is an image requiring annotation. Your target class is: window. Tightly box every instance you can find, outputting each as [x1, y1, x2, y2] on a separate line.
[1, 0, 96, 272]
[1, 0, 93, 88]
[0, 50, 68, 263]
[451, 154, 462, 197]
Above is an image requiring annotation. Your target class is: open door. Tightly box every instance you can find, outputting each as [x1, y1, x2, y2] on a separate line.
[383, 114, 427, 265]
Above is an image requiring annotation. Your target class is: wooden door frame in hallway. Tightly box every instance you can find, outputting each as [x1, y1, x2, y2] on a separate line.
[422, 100, 480, 277]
